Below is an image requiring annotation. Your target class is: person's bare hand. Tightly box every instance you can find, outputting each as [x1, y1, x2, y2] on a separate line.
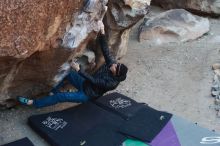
[98, 20, 105, 34]
[70, 61, 80, 72]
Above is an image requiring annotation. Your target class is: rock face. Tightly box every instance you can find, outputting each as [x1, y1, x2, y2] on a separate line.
[152, 0, 220, 16]
[0, 0, 107, 108]
[103, 0, 150, 60]
[0, 0, 151, 108]
[138, 9, 210, 44]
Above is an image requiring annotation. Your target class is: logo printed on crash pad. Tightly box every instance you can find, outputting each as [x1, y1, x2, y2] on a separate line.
[109, 98, 131, 109]
[42, 116, 67, 131]
[200, 137, 220, 144]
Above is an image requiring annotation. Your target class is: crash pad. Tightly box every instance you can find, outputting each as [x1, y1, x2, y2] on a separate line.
[123, 139, 149, 146]
[171, 115, 220, 146]
[29, 102, 125, 146]
[150, 120, 181, 146]
[94, 92, 146, 119]
[1, 138, 34, 146]
[28, 92, 172, 146]
[96, 92, 172, 142]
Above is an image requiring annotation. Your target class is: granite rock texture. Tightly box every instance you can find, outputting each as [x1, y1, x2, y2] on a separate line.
[0, 0, 107, 108]
[0, 0, 151, 108]
[138, 9, 210, 44]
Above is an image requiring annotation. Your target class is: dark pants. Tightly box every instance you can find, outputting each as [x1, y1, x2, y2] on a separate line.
[33, 71, 89, 108]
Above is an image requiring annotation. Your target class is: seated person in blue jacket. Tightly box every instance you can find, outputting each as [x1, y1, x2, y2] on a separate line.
[17, 22, 128, 108]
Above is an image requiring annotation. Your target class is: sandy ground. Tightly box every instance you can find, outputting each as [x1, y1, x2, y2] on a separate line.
[1, 6, 220, 146]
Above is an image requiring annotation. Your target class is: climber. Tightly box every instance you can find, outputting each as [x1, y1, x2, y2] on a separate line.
[17, 21, 128, 108]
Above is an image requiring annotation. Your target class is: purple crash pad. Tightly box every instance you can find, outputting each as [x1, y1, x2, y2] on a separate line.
[150, 120, 181, 146]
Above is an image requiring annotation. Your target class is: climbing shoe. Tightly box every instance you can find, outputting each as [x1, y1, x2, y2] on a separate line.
[17, 96, 30, 105]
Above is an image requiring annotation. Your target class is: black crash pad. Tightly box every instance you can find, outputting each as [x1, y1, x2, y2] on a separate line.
[95, 92, 172, 142]
[94, 92, 146, 120]
[2, 138, 34, 146]
[118, 106, 172, 142]
[28, 92, 172, 146]
[29, 102, 126, 146]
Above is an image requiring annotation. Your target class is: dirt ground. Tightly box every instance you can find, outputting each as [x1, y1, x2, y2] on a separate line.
[1, 6, 220, 146]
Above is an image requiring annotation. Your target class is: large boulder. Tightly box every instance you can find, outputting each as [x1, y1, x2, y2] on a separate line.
[0, 0, 107, 108]
[0, 0, 151, 108]
[103, 0, 151, 60]
[152, 0, 220, 16]
[138, 9, 210, 44]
